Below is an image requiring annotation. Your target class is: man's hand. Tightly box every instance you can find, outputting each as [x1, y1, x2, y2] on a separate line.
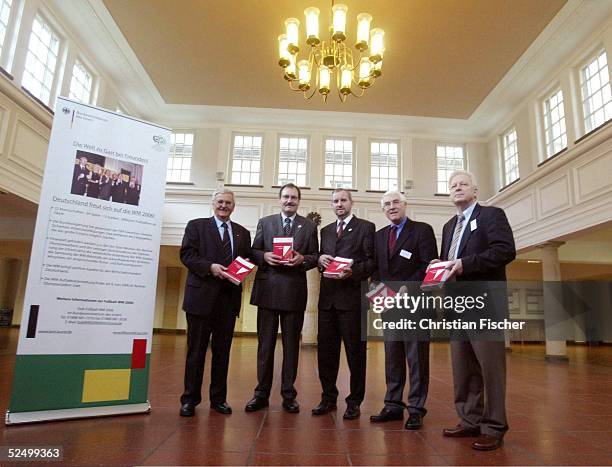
[287, 251, 305, 267]
[429, 259, 441, 265]
[446, 259, 463, 279]
[337, 267, 352, 279]
[210, 263, 228, 278]
[264, 252, 283, 266]
[318, 254, 334, 269]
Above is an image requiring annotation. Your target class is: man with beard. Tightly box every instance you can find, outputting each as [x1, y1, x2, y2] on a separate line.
[245, 183, 319, 413]
[179, 189, 252, 417]
[312, 189, 375, 420]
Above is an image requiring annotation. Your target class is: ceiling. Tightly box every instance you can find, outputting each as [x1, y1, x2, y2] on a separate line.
[103, 0, 566, 119]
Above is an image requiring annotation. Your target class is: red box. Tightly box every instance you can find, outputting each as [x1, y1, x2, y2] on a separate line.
[421, 260, 454, 290]
[273, 237, 294, 263]
[323, 256, 354, 278]
[221, 256, 256, 285]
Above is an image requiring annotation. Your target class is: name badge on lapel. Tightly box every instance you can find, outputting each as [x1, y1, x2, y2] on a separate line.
[400, 249, 412, 260]
[470, 219, 477, 232]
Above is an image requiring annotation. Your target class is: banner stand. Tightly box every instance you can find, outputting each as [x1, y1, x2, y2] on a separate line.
[6, 402, 151, 425]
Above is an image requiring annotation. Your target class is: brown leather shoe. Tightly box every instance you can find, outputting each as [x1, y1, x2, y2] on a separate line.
[442, 425, 480, 437]
[472, 435, 503, 451]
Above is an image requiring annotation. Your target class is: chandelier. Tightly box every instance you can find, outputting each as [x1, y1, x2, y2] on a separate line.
[277, 2, 385, 102]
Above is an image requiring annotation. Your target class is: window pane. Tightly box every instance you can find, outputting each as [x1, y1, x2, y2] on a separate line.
[231, 134, 263, 184]
[166, 131, 195, 182]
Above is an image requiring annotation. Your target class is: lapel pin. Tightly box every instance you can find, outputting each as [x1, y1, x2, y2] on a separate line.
[348, 228, 353, 232]
[298, 224, 302, 228]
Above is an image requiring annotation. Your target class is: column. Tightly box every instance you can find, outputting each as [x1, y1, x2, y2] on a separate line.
[540, 241, 568, 362]
[302, 268, 320, 345]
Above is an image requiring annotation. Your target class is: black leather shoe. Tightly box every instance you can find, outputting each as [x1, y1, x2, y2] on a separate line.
[343, 404, 361, 420]
[404, 413, 423, 430]
[311, 401, 336, 415]
[179, 403, 195, 417]
[443, 425, 480, 437]
[210, 402, 232, 414]
[245, 397, 269, 412]
[369, 408, 403, 423]
[282, 400, 300, 413]
[472, 435, 503, 451]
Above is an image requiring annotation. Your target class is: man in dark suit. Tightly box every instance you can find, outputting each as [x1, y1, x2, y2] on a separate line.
[126, 176, 141, 205]
[370, 191, 438, 430]
[437, 170, 515, 451]
[179, 189, 252, 417]
[71, 156, 88, 195]
[313, 189, 375, 419]
[111, 174, 127, 203]
[245, 183, 319, 413]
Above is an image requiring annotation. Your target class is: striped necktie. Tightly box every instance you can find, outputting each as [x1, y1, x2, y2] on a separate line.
[337, 221, 345, 238]
[283, 217, 291, 236]
[447, 214, 465, 260]
[221, 222, 232, 265]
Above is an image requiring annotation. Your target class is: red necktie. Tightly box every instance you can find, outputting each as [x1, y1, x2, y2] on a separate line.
[388, 225, 397, 254]
[337, 221, 344, 238]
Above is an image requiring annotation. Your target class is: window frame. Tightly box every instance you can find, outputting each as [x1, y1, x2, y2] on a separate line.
[229, 132, 264, 186]
[276, 133, 310, 187]
[577, 47, 612, 136]
[435, 143, 466, 195]
[369, 138, 400, 192]
[322, 136, 355, 190]
[500, 126, 519, 187]
[166, 131, 195, 184]
[540, 85, 568, 160]
[68, 56, 96, 105]
[0, 0, 22, 71]
[21, 10, 66, 108]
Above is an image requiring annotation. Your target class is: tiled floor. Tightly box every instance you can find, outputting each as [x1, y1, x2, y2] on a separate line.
[1, 327, 612, 466]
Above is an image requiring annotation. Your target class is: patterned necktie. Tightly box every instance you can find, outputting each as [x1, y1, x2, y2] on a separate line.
[447, 214, 465, 260]
[221, 222, 232, 265]
[283, 217, 291, 236]
[337, 221, 344, 238]
[388, 225, 398, 255]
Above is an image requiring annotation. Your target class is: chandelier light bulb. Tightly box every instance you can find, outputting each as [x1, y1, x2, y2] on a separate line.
[371, 59, 383, 78]
[358, 57, 372, 88]
[331, 4, 348, 42]
[319, 66, 331, 94]
[284, 54, 297, 80]
[355, 13, 372, 51]
[285, 18, 300, 54]
[304, 7, 320, 46]
[278, 34, 291, 67]
[369, 28, 385, 63]
[340, 65, 352, 94]
[298, 60, 311, 90]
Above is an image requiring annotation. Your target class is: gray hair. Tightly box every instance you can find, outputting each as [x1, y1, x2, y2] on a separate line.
[332, 188, 352, 201]
[448, 170, 478, 189]
[212, 188, 235, 203]
[380, 190, 407, 208]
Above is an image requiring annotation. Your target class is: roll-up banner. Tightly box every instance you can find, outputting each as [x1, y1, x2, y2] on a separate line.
[6, 97, 170, 425]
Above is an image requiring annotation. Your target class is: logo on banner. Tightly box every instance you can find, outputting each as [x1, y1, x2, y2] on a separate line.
[152, 135, 168, 152]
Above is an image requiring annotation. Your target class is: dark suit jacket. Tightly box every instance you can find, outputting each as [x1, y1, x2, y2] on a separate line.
[181, 217, 252, 316]
[318, 216, 375, 311]
[372, 218, 438, 284]
[71, 165, 88, 195]
[440, 203, 515, 281]
[250, 213, 319, 312]
[112, 180, 126, 203]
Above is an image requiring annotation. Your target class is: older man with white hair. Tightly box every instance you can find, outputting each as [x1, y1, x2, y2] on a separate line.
[436, 170, 515, 451]
[179, 189, 252, 417]
[370, 190, 438, 430]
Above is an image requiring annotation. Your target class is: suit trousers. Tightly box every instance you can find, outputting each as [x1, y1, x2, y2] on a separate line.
[383, 339, 430, 415]
[180, 289, 237, 406]
[450, 339, 508, 438]
[254, 307, 304, 401]
[317, 307, 367, 405]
